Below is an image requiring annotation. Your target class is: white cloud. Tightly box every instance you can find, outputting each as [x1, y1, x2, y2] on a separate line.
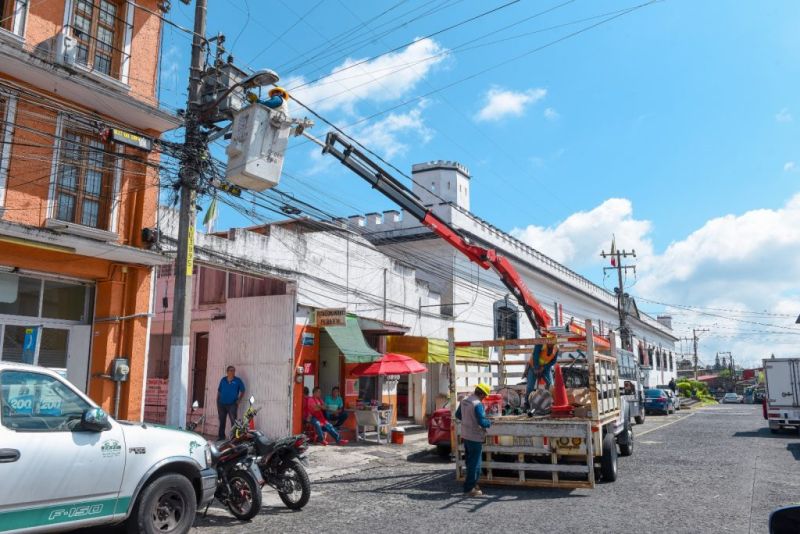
[284, 38, 447, 114]
[351, 101, 432, 159]
[512, 195, 800, 367]
[784, 161, 796, 172]
[475, 87, 547, 122]
[510, 198, 653, 266]
[544, 107, 560, 121]
[776, 108, 793, 123]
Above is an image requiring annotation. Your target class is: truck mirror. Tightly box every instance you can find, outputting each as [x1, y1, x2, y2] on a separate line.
[81, 408, 111, 432]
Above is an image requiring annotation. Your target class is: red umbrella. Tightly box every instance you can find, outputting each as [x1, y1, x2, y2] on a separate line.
[351, 353, 428, 376]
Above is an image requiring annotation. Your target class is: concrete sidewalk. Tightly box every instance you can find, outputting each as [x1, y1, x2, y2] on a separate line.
[304, 429, 433, 481]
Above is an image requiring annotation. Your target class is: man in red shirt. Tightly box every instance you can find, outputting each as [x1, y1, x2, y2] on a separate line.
[304, 386, 348, 445]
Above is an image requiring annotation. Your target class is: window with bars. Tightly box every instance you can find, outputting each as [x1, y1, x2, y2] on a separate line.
[71, 0, 126, 78]
[55, 127, 114, 229]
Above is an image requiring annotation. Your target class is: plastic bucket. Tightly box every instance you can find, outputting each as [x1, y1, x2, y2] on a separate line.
[483, 394, 503, 416]
[390, 427, 405, 444]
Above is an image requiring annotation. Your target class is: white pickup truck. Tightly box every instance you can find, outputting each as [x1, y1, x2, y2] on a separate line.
[764, 357, 800, 433]
[0, 362, 216, 533]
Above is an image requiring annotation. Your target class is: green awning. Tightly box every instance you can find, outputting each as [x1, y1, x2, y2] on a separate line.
[325, 315, 382, 363]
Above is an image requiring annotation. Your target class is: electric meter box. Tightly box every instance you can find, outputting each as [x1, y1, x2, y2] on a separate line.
[225, 103, 290, 192]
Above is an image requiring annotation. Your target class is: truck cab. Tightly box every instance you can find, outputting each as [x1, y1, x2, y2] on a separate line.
[0, 362, 216, 533]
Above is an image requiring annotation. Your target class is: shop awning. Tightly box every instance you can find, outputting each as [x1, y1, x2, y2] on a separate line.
[385, 336, 489, 364]
[324, 315, 382, 363]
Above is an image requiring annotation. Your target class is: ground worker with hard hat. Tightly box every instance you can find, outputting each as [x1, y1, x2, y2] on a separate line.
[455, 382, 493, 497]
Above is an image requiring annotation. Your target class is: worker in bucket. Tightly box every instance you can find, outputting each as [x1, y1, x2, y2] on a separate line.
[524, 335, 559, 408]
[455, 383, 493, 497]
[248, 86, 289, 114]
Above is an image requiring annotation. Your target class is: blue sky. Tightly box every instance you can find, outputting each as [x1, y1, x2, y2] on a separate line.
[158, 0, 800, 365]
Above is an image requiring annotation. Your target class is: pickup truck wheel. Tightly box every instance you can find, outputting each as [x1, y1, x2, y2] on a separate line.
[618, 426, 634, 457]
[128, 473, 196, 534]
[600, 431, 618, 482]
[634, 412, 645, 425]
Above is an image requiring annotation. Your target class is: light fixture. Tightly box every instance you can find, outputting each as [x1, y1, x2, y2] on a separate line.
[241, 69, 279, 89]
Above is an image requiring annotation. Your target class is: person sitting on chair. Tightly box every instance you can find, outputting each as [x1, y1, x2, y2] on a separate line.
[324, 386, 349, 429]
[304, 387, 348, 446]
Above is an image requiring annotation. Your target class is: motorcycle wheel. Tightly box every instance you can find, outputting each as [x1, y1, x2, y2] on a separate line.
[226, 470, 262, 521]
[277, 459, 311, 510]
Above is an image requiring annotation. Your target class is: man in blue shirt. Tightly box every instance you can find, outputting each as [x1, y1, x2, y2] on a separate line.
[455, 383, 493, 497]
[217, 366, 245, 440]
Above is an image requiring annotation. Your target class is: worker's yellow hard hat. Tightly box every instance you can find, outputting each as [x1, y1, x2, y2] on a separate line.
[269, 86, 289, 100]
[476, 383, 491, 396]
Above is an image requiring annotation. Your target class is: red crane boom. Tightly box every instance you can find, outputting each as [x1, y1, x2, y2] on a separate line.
[321, 132, 552, 335]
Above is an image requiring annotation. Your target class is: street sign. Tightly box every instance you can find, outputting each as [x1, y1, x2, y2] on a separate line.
[316, 308, 346, 327]
[103, 128, 152, 151]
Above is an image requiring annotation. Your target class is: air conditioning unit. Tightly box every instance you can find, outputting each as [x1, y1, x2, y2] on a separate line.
[60, 32, 78, 66]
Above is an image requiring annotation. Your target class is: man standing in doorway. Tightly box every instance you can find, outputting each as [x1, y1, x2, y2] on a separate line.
[455, 383, 492, 497]
[217, 365, 245, 440]
[668, 377, 677, 394]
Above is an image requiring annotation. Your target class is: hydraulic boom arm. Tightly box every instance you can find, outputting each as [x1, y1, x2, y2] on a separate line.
[322, 132, 552, 335]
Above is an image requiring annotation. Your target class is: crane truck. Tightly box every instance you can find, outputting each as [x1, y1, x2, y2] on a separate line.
[319, 132, 633, 488]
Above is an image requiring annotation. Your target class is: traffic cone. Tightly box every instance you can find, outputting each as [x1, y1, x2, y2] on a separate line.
[550, 364, 574, 418]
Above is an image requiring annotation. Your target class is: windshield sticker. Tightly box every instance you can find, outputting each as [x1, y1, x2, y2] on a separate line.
[101, 439, 122, 458]
[189, 440, 202, 455]
[7, 385, 33, 415]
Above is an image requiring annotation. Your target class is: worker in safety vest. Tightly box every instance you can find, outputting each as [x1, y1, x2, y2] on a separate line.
[455, 383, 492, 497]
[524, 335, 559, 407]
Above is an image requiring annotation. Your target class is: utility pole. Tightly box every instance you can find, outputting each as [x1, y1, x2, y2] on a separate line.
[691, 328, 710, 381]
[600, 244, 636, 351]
[167, 0, 207, 428]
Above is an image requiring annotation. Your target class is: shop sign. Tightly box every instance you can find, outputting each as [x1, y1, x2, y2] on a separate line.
[303, 362, 314, 375]
[301, 332, 315, 346]
[316, 308, 346, 327]
[106, 128, 152, 151]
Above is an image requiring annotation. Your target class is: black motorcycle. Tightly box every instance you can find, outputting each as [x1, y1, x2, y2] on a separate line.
[186, 400, 263, 522]
[229, 400, 312, 510]
[207, 439, 263, 521]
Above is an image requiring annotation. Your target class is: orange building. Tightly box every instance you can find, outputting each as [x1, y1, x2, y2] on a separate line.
[0, 0, 178, 419]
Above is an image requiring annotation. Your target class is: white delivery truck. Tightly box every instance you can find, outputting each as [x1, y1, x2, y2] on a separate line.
[763, 358, 800, 433]
[0, 362, 217, 533]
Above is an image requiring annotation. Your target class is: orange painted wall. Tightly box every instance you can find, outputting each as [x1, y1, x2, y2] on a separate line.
[292, 325, 319, 434]
[0, 242, 153, 420]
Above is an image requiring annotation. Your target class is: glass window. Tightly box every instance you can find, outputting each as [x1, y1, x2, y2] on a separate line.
[71, 0, 124, 79]
[55, 127, 113, 230]
[38, 329, 69, 369]
[0, 276, 40, 317]
[42, 280, 88, 321]
[0, 370, 91, 431]
[1, 325, 26, 363]
[494, 302, 519, 340]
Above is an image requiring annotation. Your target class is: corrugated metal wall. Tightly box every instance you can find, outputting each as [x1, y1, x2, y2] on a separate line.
[205, 294, 296, 439]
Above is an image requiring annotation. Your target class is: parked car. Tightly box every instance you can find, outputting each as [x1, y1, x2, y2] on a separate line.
[722, 392, 742, 404]
[665, 389, 681, 411]
[427, 400, 452, 456]
[0, 362, 216, 533]
[644, 388, 675, 414]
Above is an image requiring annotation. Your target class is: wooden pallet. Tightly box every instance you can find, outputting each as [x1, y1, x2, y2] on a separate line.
[455, 418, 596, 489]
